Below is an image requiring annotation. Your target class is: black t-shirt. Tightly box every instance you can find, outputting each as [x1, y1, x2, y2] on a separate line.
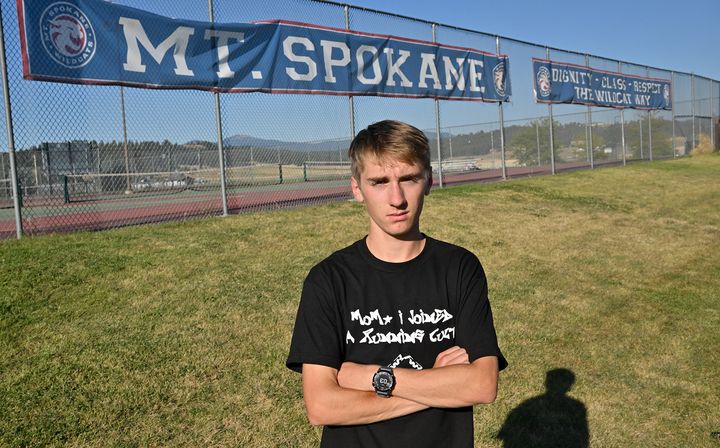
[286, 236, 507, 448]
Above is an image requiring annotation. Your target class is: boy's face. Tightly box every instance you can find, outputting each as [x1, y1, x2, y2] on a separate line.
[351, 155, 431, 240]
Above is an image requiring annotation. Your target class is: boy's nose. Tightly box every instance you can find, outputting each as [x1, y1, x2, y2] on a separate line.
[388, 182, 407, 207]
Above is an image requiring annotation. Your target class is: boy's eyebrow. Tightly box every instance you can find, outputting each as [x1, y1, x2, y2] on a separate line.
[399, 171, 424, 180]
[365, 171, 424, 182]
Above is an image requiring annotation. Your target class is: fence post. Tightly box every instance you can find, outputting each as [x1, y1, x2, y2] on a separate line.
[647, 67, 653, 161]
[639, 110, 643, 160]
[0, 139, 5, 179]
[496, 36, 507, 180]
[63, 175, 69, 203]
[546, 47, 556, 175]
[691, 73, 696, 151]
[345, 5, 356, 140]
[432, 24, 443, 187]
[711, 81, 716, 151]
[671, 71, 677, 157]
[620, 109, 626, 165]
[712, 82, 716, 149]
[208, 0, 229, 216]
[619, 62, 626, 166]
[0, 5, 22, 238]
[586, 54, 594, 169]
[648, 110, 653, 161]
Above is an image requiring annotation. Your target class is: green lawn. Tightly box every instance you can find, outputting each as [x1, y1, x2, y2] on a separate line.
[1, 154, 719, 447]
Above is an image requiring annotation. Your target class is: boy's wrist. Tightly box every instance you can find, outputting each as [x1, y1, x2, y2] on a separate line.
[338, 362, 380, 392]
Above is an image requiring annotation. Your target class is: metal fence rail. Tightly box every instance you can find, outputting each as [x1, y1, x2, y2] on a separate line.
[0, 0, 717, 238]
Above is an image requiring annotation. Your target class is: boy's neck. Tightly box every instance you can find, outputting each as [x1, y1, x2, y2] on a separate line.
[365, 230, 426, 263]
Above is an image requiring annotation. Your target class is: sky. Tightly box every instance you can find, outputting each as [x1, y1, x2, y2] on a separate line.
[347, 0, 719, 80]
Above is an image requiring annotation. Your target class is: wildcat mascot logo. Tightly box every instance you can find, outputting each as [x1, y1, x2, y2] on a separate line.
[40, 2, 96, 68]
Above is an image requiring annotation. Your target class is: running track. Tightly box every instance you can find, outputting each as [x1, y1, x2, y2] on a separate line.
[0, 161, 623, 237]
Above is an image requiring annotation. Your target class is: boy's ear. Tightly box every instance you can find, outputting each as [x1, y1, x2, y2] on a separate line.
[425, 171, 433, 195]
[351, 176, 364, 202]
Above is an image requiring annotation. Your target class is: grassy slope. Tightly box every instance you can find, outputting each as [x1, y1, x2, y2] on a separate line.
[1, 155, 718, 447]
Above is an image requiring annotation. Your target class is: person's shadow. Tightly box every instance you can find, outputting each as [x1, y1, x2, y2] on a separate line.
[497, 368, 589, 448]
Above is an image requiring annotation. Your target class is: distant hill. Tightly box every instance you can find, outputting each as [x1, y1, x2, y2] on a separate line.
[222, 134, 352, 152]
[222, 130, 448, 153]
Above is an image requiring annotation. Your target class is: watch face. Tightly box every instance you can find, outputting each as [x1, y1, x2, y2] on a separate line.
[373, 371, 394, 392]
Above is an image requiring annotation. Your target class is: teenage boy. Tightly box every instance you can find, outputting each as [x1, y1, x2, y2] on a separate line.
[287, 120, 507, 447]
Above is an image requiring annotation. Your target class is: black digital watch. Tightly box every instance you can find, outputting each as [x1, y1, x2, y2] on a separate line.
[372, 366, 395, 398]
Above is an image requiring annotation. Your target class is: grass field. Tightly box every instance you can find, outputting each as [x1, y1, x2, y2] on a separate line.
[1, 154, 719, 447]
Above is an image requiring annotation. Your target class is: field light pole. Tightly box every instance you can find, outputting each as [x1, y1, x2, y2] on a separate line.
[0, 6, 22, 238]
[208, 0, 229, 216]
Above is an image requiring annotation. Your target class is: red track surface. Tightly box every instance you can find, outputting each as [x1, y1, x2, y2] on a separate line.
[0, 161, 619, 237]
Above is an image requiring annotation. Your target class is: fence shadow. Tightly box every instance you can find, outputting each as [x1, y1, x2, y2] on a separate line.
[497, 368, 589, 448]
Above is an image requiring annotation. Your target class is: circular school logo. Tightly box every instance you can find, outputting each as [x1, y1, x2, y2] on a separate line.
[536, 66, 551, 98]
[40, 2, 96, 68]
[493, 62, 506, 97]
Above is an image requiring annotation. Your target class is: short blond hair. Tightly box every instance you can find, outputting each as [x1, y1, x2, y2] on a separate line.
[348, 120, 431, 181]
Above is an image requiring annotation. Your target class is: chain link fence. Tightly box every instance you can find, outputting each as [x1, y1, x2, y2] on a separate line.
[0, 0, 717, 238]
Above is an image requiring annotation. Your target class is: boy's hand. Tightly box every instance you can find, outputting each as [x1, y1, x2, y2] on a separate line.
[433, 346, 469, 368]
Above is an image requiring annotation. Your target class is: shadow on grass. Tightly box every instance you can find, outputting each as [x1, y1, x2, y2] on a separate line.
[497, 368, 589, 448]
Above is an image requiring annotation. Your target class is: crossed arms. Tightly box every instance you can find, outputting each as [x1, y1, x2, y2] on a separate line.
[302, 346, 499, 426]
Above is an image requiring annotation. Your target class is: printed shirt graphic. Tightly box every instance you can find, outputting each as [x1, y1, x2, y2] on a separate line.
[345, 305, 456, 370]
[287, 237, 506, 448]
